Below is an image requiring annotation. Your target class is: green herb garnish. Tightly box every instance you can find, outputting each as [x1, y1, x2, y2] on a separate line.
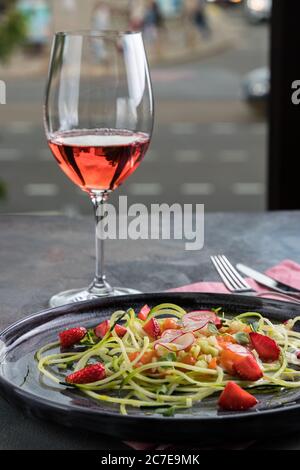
[234, 332, 250, 345]
[207, 322, 218, 334]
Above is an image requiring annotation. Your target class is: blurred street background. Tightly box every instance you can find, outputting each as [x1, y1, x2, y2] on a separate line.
[0, 0, 270, 214]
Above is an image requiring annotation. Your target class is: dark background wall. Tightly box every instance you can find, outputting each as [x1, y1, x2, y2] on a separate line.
[269, 0, 300, 209]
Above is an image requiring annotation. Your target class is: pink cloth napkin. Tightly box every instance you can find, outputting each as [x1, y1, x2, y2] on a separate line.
[172, 259, 300, 297]
[126, 260, 300, 450]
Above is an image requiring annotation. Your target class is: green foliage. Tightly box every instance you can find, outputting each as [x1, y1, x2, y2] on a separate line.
[0, 8, 27, 63]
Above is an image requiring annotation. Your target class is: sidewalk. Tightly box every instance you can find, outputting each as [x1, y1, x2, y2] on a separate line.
[0, 6, 237, 80]
[146, 5, 237, 65]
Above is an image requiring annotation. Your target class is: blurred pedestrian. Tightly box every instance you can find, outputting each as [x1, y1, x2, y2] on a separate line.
[17, 0, 51, 54]
[193, 0, 211, 39]
[128, 0, 145, 31]
[143, 0, 165, 45]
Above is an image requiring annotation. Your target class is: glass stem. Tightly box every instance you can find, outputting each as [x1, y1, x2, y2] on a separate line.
[89, 191, 113, 295]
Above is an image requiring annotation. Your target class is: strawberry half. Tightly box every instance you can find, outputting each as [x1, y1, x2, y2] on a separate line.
[249, 332, 280, 362]
[94, 320, 127, 338]
[234, 354, 263, 381]
[143, 317, 161, 339]
[115, 324, 127, 337]
[66, 363, 106, 384]
[138, 304, 151, 321]
[94, 319, 110, 338]
[59, 327, 87, 348]
[218, 381, 258, 411]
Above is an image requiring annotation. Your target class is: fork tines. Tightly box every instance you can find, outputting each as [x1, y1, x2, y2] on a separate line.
[210, 255, 253, 293]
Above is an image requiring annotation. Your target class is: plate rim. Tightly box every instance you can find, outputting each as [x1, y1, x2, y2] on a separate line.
[1, 291, 300, 426]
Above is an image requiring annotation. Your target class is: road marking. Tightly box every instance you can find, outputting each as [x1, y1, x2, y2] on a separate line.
[0, 149, 22, 161]
[129, 183, 163, 196]
[170, 123, 198, 135]
[24, 183, 59, 197]
[181, 183, 215, 196]
[211, 123, 237, 135]
[62, 204, 81, 217]
[8, 121, 35, 134]
[11, 211, 62, 216]
[232, 183, 265, 196]
[218, 149, 248, 163]
[175, 150, 203, 162]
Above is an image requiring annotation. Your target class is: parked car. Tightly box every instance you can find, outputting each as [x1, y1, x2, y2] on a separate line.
[244, 0, 272, 23]
[243, 67, 270, 106]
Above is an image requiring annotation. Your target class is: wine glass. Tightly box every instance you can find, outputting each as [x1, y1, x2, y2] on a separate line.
[44, 31, 154, 307]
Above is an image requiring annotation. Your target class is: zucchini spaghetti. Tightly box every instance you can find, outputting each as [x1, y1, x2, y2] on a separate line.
[36, 303, 300, 415]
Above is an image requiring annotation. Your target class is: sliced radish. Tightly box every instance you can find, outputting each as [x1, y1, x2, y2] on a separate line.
[154, 330, 184, 350]
[161, 329, 183, 342]
[183, 310, 219, 322]
[183, 310, 221, 330]
[172, 332, 195, 349]
[155, 331, 195, 352]
[183, 319, 209, 332]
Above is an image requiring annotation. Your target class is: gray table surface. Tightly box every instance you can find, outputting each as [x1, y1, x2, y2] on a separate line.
[1, 212, 300, 450]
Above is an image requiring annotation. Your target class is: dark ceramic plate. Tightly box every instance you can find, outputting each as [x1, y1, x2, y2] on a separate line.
[1, 292, 300, 443]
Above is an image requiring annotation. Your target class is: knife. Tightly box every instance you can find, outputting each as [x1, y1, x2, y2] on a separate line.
[236, 263, 300, 295]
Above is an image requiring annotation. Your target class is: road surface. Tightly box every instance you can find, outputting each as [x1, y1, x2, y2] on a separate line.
[0, 5, 269, 215]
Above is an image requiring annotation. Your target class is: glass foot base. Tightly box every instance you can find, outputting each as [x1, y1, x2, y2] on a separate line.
[49, 286, 141, 308]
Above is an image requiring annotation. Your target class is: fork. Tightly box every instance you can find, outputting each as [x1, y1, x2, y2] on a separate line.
[211, 255, 254, 294]
[210, 254, 300, 304]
